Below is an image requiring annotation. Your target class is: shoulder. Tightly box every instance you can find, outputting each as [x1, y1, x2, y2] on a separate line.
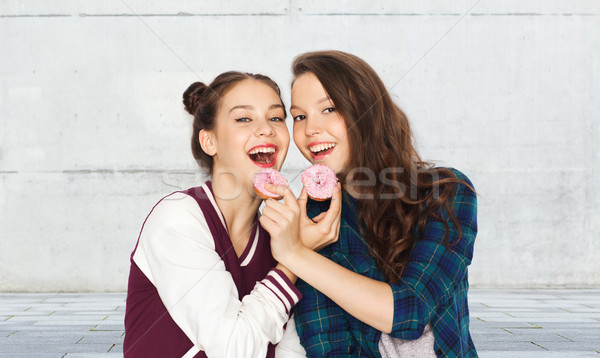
[139, 190, 212, 248]
[133, 190, 215, 280]
[434, 167, 476, 204]
[438, 167, 475, 190]
[146, 191, 206, 227]
[438, 167, 477, 230]
[422, 167, 477, 228]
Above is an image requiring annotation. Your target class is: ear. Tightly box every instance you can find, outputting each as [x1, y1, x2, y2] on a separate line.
[199, 129, 217, 156]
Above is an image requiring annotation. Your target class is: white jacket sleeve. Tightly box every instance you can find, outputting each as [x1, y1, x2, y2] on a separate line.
[132, 193, 301, 358]
[274, 315, 307, 357]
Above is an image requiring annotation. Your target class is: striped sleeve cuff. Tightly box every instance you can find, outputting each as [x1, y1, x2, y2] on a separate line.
[259, 268, 302, 314]
[389, 282, 425, 340]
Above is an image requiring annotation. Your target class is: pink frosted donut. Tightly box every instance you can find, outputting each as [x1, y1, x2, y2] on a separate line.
[253, 168, 289, 200]
[301, 164, 337, 201]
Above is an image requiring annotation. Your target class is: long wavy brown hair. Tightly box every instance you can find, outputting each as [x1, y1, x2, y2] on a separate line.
[292, 51, 472, 283]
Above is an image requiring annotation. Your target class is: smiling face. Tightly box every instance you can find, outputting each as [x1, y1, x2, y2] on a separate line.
[291, 72, 350, 174]
[206, 79, 290, 181]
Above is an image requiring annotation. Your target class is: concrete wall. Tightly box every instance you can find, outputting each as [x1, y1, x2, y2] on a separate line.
[1, 1, 598, 291]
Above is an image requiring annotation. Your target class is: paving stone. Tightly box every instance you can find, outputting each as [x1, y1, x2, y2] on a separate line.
[0, 334, 83, 345]
[0, 354, 65, 358]
[5, 315, 63, 322]
[0, 322, 37, 330]
[45, 314, 109, 320]
[471, 320, 544, 329]
[33, 321, 102, 326]
[91, 324, 124, 331]
[1, 290, 600, 355]
[518, 317, 599, 323]
[0, 343, 114, 353]
[0, 304, 41, 310]
[479, 352, 600, 358]
[101, 315, 124, 322]
[63, 354, 122, 357]
[108, 344, 123, 353]
[475, 341, 548, 351]
[496, 332, 572, 342]
[532, 341, 600, 351]
[548, 329, 600, 342]
[0, 310, 57, 316]
[470, 331, 522, 342]
[78, 334, 124, 344]
[536, 322, 600, 330]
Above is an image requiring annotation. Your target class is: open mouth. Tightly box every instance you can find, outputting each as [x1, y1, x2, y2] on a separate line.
[248, 145, 277, 168]
[309, 142, 336, 160]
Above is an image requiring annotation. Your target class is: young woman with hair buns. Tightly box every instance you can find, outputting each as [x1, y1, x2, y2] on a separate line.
[123, 72, 306, 358]
[266, 51, 478, 357]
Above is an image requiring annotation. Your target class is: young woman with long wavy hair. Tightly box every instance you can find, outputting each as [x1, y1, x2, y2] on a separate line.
[266, 51, 478, 357]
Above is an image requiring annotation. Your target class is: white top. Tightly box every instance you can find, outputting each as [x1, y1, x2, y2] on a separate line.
[132, 192, 306, 358]
[379, 323, 436, 358]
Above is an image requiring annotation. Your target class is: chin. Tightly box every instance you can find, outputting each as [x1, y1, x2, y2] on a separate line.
[301, 152, 315, 164]
[322, 159, 343, 174]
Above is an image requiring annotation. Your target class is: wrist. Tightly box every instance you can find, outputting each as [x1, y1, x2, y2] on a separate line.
[280, 244, 310, 275]
[275, 264, 297, 284]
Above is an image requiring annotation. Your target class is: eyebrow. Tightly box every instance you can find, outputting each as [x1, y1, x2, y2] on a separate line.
[317, 96, 331, 104]
[229, 105, 253, 113]
[229, 104, 284, 113]
[290, 96, 332, 111]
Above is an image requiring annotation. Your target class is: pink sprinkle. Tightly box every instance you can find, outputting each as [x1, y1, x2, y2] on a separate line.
[301, 164, 337, 200]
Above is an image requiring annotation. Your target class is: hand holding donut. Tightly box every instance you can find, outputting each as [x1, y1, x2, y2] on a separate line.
[298, 164, 342, 251]
[297, 183, 342, 251]
[258, 184, 302, 264]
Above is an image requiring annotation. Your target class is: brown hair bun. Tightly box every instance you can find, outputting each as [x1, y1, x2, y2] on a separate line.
[182, 81, 209, 115]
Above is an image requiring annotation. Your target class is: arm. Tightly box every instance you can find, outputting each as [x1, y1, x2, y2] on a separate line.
[133, 193, 301, 358]
[280, 245, 395, 333]
[263, 184, 394, 333]
[293, 278, 359, 357]
[269, 175, 477, 336]
[387, 174, 477, 339]
[273, 314, 307, 358]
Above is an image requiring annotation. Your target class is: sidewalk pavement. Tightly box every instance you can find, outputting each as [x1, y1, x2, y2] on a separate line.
[0, 289, 598, 357]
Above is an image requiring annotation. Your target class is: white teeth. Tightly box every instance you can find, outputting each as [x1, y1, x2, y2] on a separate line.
[309, 143, 336, 153]
[248, 147, 276, 155]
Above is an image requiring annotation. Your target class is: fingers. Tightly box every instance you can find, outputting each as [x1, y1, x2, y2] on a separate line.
[262, 198, 297, 227]
[259, 213, 276, 232]
[262, 200, 288, 222]
[260, 204, 289, 238]
[264, 198, 294, 216]
[298, 186, 308, 219]
[312, 212, 327, 223]
[263, 183, 290, 198]
[264, 183, 298, 209]
[320, 183, 342, 227]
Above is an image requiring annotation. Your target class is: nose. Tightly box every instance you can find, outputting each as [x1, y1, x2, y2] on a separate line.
[255, 120, 274, 137]
[304, 117, 321, 136]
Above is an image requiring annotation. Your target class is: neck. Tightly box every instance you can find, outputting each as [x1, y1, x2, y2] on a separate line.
[210, 169, 262, 235]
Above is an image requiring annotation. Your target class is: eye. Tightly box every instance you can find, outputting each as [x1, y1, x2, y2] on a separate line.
[235, 117, 251, 123]
[293, 114, 306, 122]
[269, 116, 285, 122]
[323, 107, 336, 114]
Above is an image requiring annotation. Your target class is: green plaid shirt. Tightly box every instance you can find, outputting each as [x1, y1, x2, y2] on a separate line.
[294, 168, 478, 357]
